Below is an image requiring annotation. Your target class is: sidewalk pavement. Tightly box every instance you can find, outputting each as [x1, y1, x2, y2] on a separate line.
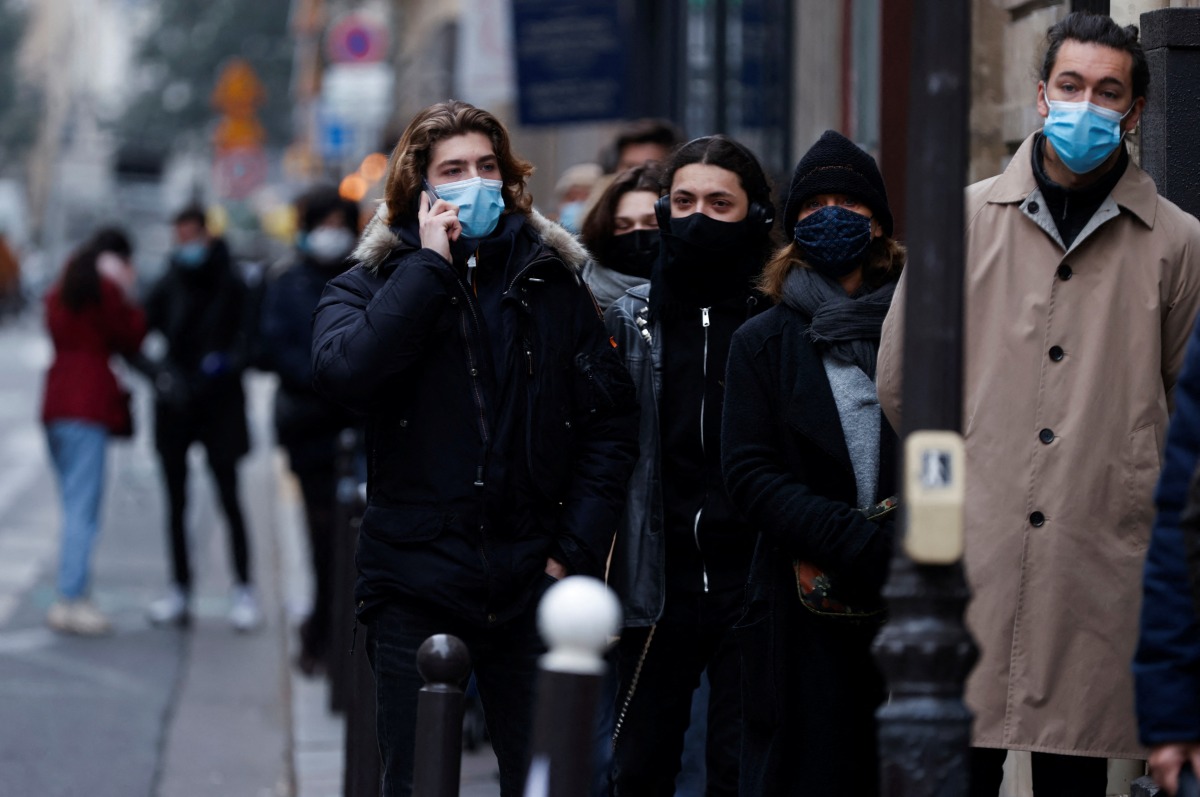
[0, 312, 500, 796]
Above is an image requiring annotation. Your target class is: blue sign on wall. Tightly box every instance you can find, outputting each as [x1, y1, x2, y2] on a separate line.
[511, 0, 626, 126]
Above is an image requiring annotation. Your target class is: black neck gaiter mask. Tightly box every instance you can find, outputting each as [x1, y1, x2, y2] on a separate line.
[603, 229, 660, 279]
[653, 213, 759, 312]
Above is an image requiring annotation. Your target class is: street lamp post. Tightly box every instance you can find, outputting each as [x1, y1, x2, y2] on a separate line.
[872, 0, 977, 795]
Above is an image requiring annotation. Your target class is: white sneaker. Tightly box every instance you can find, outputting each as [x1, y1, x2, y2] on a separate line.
[66, 600, 112, 635]
[147, 587, 190, 627]
[46, 600, 73, 633]
[229, 586, 262, 633]
[48, 599, 112, 636]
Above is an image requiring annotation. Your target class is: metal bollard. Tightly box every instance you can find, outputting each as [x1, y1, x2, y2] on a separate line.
[1132, 775, 1160, 796]
[523, 577, 622, 797]
[329, 427, 360, 714]
[412, 634, 472, 797]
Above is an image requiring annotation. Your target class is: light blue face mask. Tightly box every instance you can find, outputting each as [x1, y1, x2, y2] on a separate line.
[433, 176, 506, 239]
[557, 200, 587, 233]
[174, 242, 208, 268]
[1043, 99, 1134, 175]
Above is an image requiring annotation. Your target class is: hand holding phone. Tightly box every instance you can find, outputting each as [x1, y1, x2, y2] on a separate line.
[417, 182, 462, 262]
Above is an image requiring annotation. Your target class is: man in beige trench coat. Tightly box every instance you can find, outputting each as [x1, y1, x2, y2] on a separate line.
[877, 12, 1200, 796]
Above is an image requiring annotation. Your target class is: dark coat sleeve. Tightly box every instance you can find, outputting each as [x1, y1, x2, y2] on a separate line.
[721, 325, 891, 589]
[1135, 317, 1200, 746]
[259, 269, 315, 392]
[551, 286, 640, 579]
[310, 249, 456, 413]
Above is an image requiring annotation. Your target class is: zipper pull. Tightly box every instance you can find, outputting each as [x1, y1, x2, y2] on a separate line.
[526, 346, 533, 375]
[474, 466, 485, 488]
[701, 307, 710, 328]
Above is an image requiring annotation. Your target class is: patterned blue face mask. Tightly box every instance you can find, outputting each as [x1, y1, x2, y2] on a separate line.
[433, 176, 506, 239]
[1043, 99, 1133, 175]
[793, 205, 874, 279]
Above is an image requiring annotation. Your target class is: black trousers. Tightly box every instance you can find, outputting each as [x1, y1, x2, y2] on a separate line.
[366, 593, 547, 797]
[159, 443, 250, 590]
[611, 585, 742, 797]
[969, 747, 1108, 796]
[295, 463, 335, 660]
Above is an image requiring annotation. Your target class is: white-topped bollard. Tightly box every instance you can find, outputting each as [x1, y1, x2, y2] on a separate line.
[523, 576, 622, 797]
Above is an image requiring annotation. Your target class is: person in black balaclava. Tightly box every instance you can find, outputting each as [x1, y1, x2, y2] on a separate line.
[259, 185, 361, 675]
[605, 135, 776, 796]
[581, 163, 663, 311]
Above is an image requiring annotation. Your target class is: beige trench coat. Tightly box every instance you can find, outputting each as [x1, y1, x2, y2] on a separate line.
[877, 133, 1200, 758]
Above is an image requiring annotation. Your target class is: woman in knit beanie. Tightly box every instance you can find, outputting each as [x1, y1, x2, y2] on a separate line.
[720, 130, 904, 796]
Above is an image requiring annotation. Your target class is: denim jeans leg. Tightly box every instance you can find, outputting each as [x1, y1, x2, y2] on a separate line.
[47, 420, 108, 599]
[365, 602, 447, 797]
[471, 599, 545, 797]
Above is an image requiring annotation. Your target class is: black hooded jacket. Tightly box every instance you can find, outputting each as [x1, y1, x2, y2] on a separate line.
[311, 205, 639, 624]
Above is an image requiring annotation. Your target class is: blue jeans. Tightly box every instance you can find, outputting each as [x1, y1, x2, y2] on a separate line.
[46, 420, 108, 599]
[365, 591, 547, 797]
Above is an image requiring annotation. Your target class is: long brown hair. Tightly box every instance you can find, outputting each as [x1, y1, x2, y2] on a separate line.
[383, 100, 534, 227]
[758, 236, 905, 302]
[580, 163, 662, 261]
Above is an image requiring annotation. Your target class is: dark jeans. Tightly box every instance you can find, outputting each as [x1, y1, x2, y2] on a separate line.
[611, 585, 742, 797]
[365, 593, 547, 797]
[969, 748, 1108, 796]
[295, 463, 335, 661]
[160, 443, 250, 589]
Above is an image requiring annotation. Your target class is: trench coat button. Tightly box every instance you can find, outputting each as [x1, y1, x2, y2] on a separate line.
[1027, 201, 1040, 214]
[1049, 345, 1064, 362]
[1057, 264, 1073, 281]
[487, 613, 497, 623]
[399, 419, 408, 428]
[1039, 428, 1055, 444]
[1029, 511, 1045, 527]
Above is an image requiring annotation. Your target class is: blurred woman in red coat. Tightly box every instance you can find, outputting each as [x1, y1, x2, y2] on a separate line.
[40, 228, 146, 635]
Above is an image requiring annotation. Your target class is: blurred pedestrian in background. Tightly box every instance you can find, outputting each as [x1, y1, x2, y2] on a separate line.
[41, 228, 146, 635]
[605, 118, 685, 174]
[605, 135, 775, 796]
[553, 162, 602, 233]
[312, 100, 638, 797]
[259, 185, 360, 675]
[879, 13, 1200, 795]
[580, 163, 661, 311]
[722, 131, 902, 796]
[0, 230, 22, 319]
[142, 206, 260, 632]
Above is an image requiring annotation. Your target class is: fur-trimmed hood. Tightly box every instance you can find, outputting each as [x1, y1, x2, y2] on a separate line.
[352, 202, 591, 279]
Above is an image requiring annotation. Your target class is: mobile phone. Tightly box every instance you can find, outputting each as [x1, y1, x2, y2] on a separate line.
[421, 178, 440, 209]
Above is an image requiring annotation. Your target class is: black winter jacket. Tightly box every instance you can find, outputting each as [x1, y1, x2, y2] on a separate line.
[143, 238, 250, 461]
[259, 253, 358, 468]
[311, 206, 639, 624]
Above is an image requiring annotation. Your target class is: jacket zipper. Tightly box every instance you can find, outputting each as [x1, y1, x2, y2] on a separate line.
[696, 306, 711, 593]
[451, 253, 490, 486]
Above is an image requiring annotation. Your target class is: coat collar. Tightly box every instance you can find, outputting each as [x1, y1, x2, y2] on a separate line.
[987, 132, 1159, 229]
[352, 202, 591, 278]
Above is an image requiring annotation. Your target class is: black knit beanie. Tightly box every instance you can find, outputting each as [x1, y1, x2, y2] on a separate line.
[782, 130, 893, 237]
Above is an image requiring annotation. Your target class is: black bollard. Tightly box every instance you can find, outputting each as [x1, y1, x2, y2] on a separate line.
[523, 577, 621, 797]
[412, 634, 472, 797]
[329, 427, 360, 714]
[1141, 8, 1200, 220]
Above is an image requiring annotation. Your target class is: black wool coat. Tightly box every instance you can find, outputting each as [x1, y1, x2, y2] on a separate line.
[721, 301, 897, 796]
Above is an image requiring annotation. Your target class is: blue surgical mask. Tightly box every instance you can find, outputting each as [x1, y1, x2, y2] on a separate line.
[174, 242, 208, 268]
[1043, 99, 1133, 175]
[557, 200, 587, 233]
[433, 176, 506, 239]
[793, 205, 874, 279]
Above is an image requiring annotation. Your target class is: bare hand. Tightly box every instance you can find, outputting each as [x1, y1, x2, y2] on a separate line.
[418, 192, 461, 262]
[544, 557, 567, 580]
[1150, 743, 1200, 795]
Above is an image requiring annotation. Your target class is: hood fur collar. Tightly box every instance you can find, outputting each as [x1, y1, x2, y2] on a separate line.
[353, 202, 591, 278]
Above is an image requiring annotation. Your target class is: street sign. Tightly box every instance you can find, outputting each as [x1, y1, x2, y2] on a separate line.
[326, 14, 389, 64]
[511, 0, 626, 126]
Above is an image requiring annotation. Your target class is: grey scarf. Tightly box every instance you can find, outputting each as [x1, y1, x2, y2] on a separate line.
[781, 267, 896, 379]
